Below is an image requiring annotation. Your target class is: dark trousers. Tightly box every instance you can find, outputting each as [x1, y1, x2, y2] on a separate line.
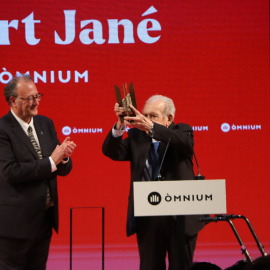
[136, 216, 197, 270]
[0, 208, 54, 270]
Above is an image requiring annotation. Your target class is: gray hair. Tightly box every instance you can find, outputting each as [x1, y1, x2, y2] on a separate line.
[145, 95, 176, 119]
[4, 74, 33, 105]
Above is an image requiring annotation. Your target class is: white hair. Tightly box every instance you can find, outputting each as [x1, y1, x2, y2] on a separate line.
[144, 95, 176, 119]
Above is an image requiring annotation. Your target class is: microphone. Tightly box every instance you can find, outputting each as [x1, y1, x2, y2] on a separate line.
[187, 132, 205, 180]
[155, 137, 171, 181]
[193, 151, 205, 180]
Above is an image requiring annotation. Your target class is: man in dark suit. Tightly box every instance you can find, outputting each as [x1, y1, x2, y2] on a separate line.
[102, 95, 204, 270]
[0, 74, 76, 270]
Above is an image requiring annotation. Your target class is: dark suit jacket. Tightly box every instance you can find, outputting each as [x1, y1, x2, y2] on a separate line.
[0, 111, 72, 239]
[102, 122, 205, 237]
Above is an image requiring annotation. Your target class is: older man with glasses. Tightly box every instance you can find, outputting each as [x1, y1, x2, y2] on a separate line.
[103, 95, 205, 270]
[0, 74, 76, 270]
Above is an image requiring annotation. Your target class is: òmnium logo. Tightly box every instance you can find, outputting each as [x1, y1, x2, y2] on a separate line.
[62, 126, 103, 135]
[62, 126, 72, 136]
[148, 192, 162, 205]
[221, 123, 262, 133]
[221, 123, 230, 133]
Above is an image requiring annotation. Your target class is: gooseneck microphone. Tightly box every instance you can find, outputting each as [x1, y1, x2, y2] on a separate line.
[193, 152, 205, 180]
[155, 137, 205, 181]
[155, 137, 171, 181]
[187, 132, 205, 180]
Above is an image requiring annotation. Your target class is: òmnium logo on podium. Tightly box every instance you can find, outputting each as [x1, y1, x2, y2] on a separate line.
[134, 180, 227, 216]
[148, 192, 162, 205]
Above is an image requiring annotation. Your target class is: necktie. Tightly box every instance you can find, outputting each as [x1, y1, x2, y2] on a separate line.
[148, 142, 160, 180]
[27, 126, 53, 208]
[27, 126, 43, 159]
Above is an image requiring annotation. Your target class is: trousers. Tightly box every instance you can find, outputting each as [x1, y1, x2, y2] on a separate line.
[136, 216, 197, 270]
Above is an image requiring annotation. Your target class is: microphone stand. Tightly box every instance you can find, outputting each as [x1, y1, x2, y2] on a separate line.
[187, 132, 205, 180]
[155, 138, 171, 181]
[155, 139, 206, 181]
[193, 152, 205, 180]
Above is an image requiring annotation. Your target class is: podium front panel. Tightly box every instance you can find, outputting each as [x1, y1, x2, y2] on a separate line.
[133, 179, 226, 217]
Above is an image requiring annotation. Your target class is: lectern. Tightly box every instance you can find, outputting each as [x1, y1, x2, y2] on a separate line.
[133, 179, 226, 216]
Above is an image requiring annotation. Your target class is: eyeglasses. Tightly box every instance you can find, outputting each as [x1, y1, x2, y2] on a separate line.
[15, 93, 43, 103]
[144, 113, 160, 121]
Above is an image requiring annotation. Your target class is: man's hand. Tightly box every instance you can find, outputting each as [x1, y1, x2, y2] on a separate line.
[51, 137, 76, 165]
[124, 105, 153, 133]
[114, 103, 125, 130]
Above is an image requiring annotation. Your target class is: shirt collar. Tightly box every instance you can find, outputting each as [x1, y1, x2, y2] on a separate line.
[10, 109, 34, 134]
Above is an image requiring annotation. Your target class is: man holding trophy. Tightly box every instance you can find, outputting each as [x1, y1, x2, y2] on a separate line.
[102, 84, 203, 270]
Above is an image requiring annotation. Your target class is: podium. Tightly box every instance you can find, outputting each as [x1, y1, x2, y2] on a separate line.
[133, 179, 226, 216]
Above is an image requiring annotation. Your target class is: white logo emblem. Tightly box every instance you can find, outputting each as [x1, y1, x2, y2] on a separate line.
[62, 126, 71, 136]
[221, 123, 230, 133]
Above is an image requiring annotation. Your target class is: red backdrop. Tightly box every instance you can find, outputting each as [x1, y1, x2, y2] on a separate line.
[0, 0, 269, 269]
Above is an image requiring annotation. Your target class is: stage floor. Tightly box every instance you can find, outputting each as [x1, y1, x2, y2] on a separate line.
[47, 242, 269, 270]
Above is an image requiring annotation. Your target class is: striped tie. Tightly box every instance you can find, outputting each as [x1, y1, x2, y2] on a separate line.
[27, 126, 43, 159]
[27, 126, 53, 208]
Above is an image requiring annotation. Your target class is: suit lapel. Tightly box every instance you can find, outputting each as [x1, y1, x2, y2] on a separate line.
[34, 118, 50, 158]
[137, 131, 151, 170]
[8, 112, 39, 159]
[34, 120, 44, 151]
